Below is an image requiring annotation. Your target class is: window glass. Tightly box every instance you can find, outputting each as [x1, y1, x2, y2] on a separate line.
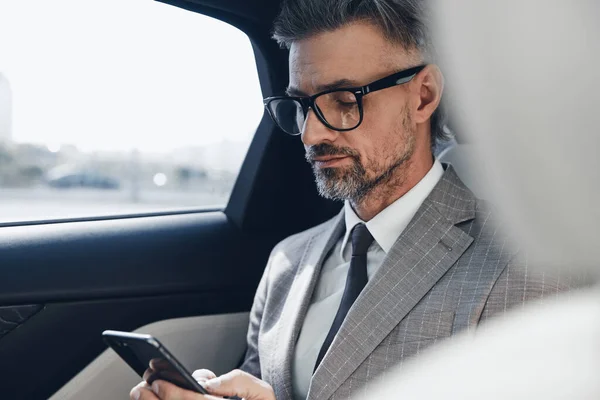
[0, 0, 263, 223]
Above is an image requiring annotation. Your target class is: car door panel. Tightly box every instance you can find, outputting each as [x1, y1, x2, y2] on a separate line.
[0, 212, 266, 304]
[0, 304, 43, 340]
[0, 212, 274, 399]
[50, 312, 250, 400]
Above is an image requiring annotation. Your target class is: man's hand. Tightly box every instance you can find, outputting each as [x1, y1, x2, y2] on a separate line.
[129, 369, 275, 400]
[130, 369, 216, 400]
[203, 369, 276, 400]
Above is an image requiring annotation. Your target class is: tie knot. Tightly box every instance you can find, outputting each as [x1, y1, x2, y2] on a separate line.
[351, 223, 374, 256]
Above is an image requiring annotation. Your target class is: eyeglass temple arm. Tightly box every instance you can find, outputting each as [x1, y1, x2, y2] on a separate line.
[361, 65, 427, 95]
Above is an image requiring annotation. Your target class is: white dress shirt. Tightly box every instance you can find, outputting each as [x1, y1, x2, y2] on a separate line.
[291, 160, 444, 400]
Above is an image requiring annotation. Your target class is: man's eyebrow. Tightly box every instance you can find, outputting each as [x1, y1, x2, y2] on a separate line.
[286, 78, 361, 97]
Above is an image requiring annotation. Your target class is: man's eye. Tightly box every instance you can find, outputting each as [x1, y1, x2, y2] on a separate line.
[336, 99, 357, 107]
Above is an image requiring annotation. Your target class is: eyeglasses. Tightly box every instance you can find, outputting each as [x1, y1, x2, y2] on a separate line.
[263, 65, 426, 136]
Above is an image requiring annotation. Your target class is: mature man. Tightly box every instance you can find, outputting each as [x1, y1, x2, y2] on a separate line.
[131, 1, 568, 399]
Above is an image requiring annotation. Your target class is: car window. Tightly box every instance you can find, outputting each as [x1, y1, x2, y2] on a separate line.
[0, 0, 263, 223]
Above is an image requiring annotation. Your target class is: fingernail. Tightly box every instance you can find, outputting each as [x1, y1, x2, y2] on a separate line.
[131, 389, 141, 400]
[152, 381, 159, 393]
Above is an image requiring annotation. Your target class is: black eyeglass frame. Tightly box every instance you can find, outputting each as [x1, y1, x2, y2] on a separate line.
[263, 64, 427, 136]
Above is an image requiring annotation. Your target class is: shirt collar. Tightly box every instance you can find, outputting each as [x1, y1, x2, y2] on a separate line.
[341, 159, 444, 258]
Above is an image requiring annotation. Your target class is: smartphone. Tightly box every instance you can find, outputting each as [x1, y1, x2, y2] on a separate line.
[102, 330, 209, 395]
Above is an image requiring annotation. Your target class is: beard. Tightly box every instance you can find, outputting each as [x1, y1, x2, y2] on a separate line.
[305, 107, 416, 203]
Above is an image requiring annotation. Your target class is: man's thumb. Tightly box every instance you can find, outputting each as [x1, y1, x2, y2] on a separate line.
[204, 371, 244, 398]
[204, 370, 274, 400]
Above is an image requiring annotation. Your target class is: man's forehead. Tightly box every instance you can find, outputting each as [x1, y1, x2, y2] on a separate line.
[288, 56, 364, 95]
[287, 22, 408, 95]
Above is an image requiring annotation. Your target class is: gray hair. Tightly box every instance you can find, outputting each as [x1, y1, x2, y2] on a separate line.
[272, 0, 450, 147]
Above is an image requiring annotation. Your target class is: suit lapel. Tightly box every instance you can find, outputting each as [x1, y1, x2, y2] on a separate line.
[270, 211, 345, 400]
[308, 166, 476, 400]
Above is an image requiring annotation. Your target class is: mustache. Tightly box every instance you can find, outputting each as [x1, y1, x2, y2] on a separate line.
[305, 143, 360, 163]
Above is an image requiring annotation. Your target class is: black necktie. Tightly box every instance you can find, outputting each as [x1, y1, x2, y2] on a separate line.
[314, 223, 374, 371]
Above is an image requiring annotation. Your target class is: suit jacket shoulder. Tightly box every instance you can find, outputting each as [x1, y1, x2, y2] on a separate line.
[479, 252, 576, 322]
[448, 196, 574, 324]
[266, 213, 342, 285]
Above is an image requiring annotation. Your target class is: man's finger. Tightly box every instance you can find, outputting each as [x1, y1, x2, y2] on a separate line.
[192, 369, 216, 383]
[143, 367, 156, 383]
[150, 358, 171, 371]
[151, 379, 206, 400]
[130, 381, 158, 400]
[204, 369, 275, 400]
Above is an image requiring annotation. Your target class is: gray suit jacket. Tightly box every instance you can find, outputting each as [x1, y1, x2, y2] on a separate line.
[240, 165, 568, 400]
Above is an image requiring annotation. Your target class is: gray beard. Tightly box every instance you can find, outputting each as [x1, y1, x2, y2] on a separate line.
[310, 110, 416, 203]
[311, 146, 413, 203]
[313, 158, 367, 202]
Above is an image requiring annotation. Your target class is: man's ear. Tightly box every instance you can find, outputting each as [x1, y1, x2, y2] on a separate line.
[413, 64, 444, 124]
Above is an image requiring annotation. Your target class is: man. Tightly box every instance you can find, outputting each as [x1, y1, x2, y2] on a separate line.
[131, 1, 569, 399]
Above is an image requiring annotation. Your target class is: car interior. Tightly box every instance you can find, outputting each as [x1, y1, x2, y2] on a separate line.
[0, 1, 475, 398]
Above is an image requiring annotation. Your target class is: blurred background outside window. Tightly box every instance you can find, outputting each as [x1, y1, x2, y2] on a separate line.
[0, 0, 263, 223]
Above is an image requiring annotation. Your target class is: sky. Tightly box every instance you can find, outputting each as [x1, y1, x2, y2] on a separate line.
[0, 0, 265, 153]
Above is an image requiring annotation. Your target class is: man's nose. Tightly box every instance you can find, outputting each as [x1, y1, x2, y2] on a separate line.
[301, 109, 339, 146]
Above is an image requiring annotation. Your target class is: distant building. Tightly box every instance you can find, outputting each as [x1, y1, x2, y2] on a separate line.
[0, 73, 13, 143]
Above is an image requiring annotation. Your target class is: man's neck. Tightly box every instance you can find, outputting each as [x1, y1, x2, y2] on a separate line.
[350, 154, 434, 221]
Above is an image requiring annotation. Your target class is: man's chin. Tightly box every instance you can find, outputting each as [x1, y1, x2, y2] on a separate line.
[314, 168, 345, 186]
